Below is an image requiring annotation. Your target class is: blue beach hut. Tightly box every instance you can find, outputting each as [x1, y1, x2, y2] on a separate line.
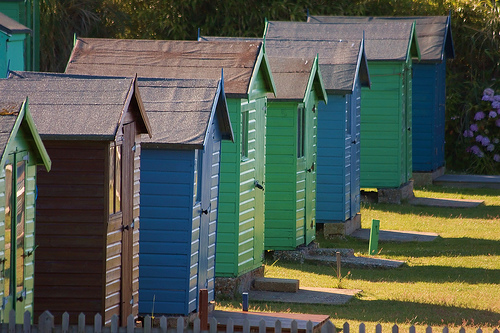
[309, 15, 455, 184]
[0, 12, 31, 77]
[137, 77, 233, 316]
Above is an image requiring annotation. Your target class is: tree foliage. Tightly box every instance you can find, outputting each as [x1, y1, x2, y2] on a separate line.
[39, 0, 500, 173]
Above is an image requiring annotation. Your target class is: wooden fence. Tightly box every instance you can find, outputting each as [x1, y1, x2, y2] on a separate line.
[0, 311, 498, 333]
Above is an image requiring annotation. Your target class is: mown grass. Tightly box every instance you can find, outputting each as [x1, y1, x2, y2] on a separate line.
[215, 185, 500, 332]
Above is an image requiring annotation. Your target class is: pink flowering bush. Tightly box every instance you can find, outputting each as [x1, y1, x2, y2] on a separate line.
[461, 88, 500, 173]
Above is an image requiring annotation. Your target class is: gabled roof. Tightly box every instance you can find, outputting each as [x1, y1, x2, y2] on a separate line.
[65, 37, 276, 99]
[0, 99, 51, 171]
[0, 12, 31, 35]
[1, 71, 152, 140]
[137, 77, 233, 149]
[266, 21, 420, 62]
[201, 36, 369, 95]
[308, 15, 455, 62]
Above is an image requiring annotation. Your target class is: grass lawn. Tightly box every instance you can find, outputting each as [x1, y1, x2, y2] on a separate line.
[215, 185, 500, 332]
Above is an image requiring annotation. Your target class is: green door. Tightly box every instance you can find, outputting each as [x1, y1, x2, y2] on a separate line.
[304, 104, 316, 244]
[2, 151, 28, 323]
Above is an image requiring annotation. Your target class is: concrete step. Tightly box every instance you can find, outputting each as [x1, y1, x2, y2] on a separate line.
[253, 277, 299, 292]
[434, 174, 500, 189]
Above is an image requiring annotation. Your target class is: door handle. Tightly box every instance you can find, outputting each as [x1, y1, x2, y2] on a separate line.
[254, 180, 264, 191]
[307, 162, 315, 173]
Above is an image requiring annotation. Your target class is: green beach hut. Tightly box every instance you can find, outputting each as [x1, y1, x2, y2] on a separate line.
[65, 37, 276, 291]
[0, 98, 51, 323]
[266, 21, 420, 201]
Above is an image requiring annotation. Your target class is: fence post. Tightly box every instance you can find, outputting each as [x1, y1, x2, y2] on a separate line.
[426, 326, 432, 333]
[62, 312, 69, 333]
[193, 317, 201, 333]
[226, 317, 234, 333]
[291, 320, 298, 333]
[306, 321, 313, 333]
[144, 315, 151, 333]
[111, 314, 119, 333]
[343, 322, 349, 333]
[94, 313, 102, 333]
[409, 325, 416, 333]
[392, 324, 399, 333]
[23, 311, 31, 333]
[459, 328, 466, 333]
[259, 319, 266, 333]
[176, 316, 184, 333]
[275, 319, 282, 333]
[9, 310, 15, 333]
[38, 311, 54, 333]
[359, 323, 365, 333]
[78, 313, 85, 333]
[443, 327, 449, 333]
[127, 314, 135, 333]
[199, 289, 208, 331]
[160, 316, 167, 333]
[243, 318, 250, 333]
[209, 317, 218, 333]
[376, 324, 382, 333]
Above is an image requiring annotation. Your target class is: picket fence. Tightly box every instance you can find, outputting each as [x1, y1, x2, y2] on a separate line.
[0, 310, 498, 333]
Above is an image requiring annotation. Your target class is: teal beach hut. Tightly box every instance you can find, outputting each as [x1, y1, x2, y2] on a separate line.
[308, 15, 455, 184]
[0, 0, 40, 71]
[0, 98, 51, 323]
[65, 37, 276, 292]
[0, 12, 31, 77]
[266, 21, 420, 202]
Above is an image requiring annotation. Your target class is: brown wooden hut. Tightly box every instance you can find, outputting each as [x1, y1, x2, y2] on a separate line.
[0, 71, 152, 325]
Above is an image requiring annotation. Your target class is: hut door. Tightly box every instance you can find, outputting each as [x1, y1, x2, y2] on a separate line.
[2, 151, 28, 323]
[348, 92, 360, 219]
[405, 64, 413, 182]
[253, 98, 266, 263]
[304, 104, 315, 245]
[120, 122, 135, 325]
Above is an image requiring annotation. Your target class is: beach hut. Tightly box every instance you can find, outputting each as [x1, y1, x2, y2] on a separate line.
[266, 21, 420, 201]
[308, 16, 455, 184]
[0, 98, 50, 323]
[0, 71, 152, 325]
[199, 36, 330, 248]
[136, 77, 233, 316]
[0, 12, 31, 77]
[65, 38, 276, 292]
[0, 0, 39, 71]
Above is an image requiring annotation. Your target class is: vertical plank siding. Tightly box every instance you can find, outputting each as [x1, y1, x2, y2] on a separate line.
[35, 141, 107, 319]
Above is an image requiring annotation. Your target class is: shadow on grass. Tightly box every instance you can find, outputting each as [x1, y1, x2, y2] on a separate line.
[217, 298, 500, 328]
[361, 201, 500, 220]
[317, 235, 500, 257]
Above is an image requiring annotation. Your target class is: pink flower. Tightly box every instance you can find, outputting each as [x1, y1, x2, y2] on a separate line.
[494, 154, 500, 162]
[489, 110, 498, 118]
[474, 111, 486, 120]
[470, 124, 478, 132]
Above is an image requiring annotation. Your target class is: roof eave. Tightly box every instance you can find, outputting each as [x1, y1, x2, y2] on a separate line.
[248, 43, 277, 98]
[304, 55, 327, 104]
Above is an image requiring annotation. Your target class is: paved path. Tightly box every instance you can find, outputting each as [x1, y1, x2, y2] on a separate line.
[351, 229, 439, 242]
[248, 287, 361, 305]
[409, 197, 484, 208]
[304, 253, 405, 269]
[434, 174, 500, 189]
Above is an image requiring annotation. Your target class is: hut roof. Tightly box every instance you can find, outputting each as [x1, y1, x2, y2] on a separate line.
[0, 99, 51, 171]
[266, 21, 419, 62]
[0, 71, 151, 140]
[0, 12, 31, 34]
[138, 77, 233, 149]
[308, 15, 454, 62]
[65, 37, 275, 98]
[201, 36, 369, 93]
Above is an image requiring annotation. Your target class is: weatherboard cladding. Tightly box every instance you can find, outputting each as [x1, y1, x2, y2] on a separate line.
[266, 21, 415, 61]
[308, 15, 454, 62]
[0, 12, 31, 34]
[0, 73, 135, 139]
[66, 38, 261, 97]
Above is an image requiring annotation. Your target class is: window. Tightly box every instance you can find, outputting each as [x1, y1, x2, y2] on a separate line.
[194, 149, 203, 203]
[241, 111, 249, 159]
[297, 105, 305, 158]
[109, 142, 122, 215]
[4, 156, 27, 304]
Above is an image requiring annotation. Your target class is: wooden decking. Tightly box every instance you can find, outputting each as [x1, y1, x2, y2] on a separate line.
[209, 310, 331, 333]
